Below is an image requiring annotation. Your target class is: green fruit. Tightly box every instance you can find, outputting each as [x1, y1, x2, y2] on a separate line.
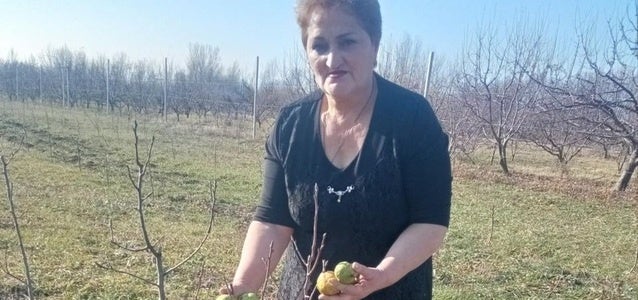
[215, 295, 236, 300]
[240, 292, 259, 300]
[334, 261, 358, 284]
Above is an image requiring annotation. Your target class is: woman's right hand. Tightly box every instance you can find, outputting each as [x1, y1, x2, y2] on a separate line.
[219, 221, 293, 297]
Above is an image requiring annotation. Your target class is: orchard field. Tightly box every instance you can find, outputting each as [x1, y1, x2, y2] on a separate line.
[0, 99, 636, 299]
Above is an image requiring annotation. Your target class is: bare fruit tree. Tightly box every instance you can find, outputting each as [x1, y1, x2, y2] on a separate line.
[0, 138, 34, 299]
[520, 92, 587, 174]
[528, 6, 638, 191]
[377, 34, 431, 93]
[456, 24, 544, 174]
[277, 184, 327, 300]
[97, 121, 217, 299]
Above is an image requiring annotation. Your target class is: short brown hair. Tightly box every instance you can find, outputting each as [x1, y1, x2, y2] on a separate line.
[296, 0, 382, 49]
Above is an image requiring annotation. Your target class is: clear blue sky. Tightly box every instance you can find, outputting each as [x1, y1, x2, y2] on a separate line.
[0, 0, 629, 73]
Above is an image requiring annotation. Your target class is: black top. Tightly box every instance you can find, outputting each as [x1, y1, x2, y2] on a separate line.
[254, 74, 452, 299]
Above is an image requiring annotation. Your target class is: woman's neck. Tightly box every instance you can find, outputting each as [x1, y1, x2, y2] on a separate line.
[322, 77, 377, 119]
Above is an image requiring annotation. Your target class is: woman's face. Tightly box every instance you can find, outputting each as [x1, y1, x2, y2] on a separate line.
[304, 6, 378, 101]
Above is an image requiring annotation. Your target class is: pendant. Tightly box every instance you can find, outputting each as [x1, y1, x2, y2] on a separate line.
[327, 185, 355, 203]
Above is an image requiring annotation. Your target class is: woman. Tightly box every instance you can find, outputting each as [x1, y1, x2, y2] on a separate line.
[223, 0, 451, 299]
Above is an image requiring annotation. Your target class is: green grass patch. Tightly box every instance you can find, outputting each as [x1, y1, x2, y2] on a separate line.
[0, 100, 637, 299]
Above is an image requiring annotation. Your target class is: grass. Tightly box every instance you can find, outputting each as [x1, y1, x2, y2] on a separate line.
[437, 178, 636, 299]
[0, 99, 637, 299]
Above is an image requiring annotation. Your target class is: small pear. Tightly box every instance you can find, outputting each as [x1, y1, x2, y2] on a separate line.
[334, 261, 358, 284]
[316, 271, 340, 295]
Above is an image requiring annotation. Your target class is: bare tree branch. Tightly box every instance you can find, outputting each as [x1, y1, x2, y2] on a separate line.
[108, 219, 149, 252]
[165, 180, 218, 275]
[260, 240, 275, 299]
[1, 151, 35, 299]
[95, 262, 156, 286]
[298, 183, 327, 299]
[3, 248, 25, 283]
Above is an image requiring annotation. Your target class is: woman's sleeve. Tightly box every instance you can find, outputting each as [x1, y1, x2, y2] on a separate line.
[401, 100, 452, 227]
[253, 114, 296, 228]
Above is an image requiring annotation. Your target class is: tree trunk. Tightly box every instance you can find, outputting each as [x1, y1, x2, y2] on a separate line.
[614, 147, 638, 191]
[498, 142, 510, 175]
[277, 246, 310, 300]
[156, 251, 166, 300]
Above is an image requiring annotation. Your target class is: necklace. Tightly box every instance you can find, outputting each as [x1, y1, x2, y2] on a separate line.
[320, 78, 377, 165]
[327, 185, 355, 203]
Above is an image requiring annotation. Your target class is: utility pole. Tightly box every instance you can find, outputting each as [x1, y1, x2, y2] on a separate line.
[252, 56, 259, 139]
[164, 57, 168, 122]
[15, 64, 18, 101]
[423, 52, 434, 99]
[65, 67, 70, 106]
[39, 65, 42, 103]
[61, 68, 65, 106]
[635, 0, 638, 59]
[106, 59, 110, 113]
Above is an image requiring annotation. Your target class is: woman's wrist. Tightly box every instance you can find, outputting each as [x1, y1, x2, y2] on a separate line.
[374, 258, 401, 288]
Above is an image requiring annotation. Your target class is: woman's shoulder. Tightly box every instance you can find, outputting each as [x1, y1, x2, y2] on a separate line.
[376, 75, 432, 112]
[376, 75, 440, 128]
[375, 75, 448, 161]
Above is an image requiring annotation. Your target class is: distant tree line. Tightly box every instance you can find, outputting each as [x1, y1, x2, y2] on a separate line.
[0, 44, 257, 121]
[0, 5, 637, 191]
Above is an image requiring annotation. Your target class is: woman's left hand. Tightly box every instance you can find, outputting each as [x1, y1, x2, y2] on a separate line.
[318, 262, 389, 300]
